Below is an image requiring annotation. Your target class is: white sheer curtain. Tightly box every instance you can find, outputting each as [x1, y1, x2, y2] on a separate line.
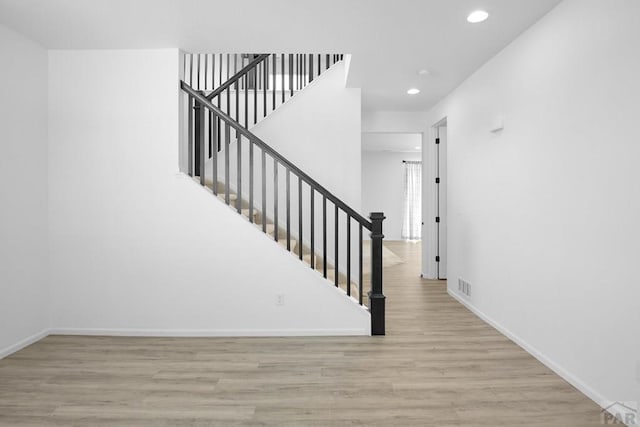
[402, 161, 422, 240]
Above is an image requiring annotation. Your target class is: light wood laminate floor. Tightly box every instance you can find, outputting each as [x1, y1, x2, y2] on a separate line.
[0, 241, 602, 426]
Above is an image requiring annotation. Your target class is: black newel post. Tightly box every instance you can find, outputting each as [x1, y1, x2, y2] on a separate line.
[369, 212, 386, 335]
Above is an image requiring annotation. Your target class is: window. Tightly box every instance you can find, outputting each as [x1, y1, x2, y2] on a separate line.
[402, 161, 422, 240]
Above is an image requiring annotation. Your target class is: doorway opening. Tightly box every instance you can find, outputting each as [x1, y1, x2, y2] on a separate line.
[361, 132, 423, 276]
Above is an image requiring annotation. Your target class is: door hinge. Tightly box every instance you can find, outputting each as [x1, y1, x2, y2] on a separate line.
[435, 216, 440, 223]
[435, 177, 440, 184]
[435, 138, 440, 145]
[435, 256, 440, 262]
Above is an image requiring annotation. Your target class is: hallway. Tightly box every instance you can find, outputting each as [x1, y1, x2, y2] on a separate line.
[0, 242, 602, 426]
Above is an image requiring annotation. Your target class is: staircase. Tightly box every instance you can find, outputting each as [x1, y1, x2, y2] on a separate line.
[181, 53, 386, 335]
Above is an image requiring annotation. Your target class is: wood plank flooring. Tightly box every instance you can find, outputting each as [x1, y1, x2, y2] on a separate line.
[0, 241, 603, 426]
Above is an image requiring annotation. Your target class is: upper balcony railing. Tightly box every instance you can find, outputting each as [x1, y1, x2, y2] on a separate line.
[183, 53, 344, 130]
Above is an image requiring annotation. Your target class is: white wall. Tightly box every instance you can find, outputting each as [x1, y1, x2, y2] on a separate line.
[424, 0, 640, 412]
[48, 49, 369, 336]
[362, 150, 421, 241]
[0, 24, 49, 357]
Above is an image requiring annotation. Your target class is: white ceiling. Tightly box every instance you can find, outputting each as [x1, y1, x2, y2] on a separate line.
[362, 133, 422, 153]
[0, 0, 561, 111]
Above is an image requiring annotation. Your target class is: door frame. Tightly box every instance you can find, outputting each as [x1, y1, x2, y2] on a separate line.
[422, 117, 447, 279]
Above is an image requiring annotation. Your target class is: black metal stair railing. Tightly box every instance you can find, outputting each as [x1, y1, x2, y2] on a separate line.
[181, 80, 386, 335]
[184, 53, 345, 131]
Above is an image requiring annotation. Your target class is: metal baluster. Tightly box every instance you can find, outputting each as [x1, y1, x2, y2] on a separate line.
[309, 54, 314, 82]
[226, 53, 230, 82]
[272, 53, 276, 112]
[254, 64, 258, 125]
[217, 115, 221, 153]
[359, 224, 363, 305]
[217, 55, 222, 149]
[204, 54, 208, 91]
[310, 187, 315, 269]
[303, 54, 306, 86]
[194, 102, 201, 177]
[317, 54, 321, 77]
[323, 195, 327, 278]
[235, 78, 239, 137]
[236, 135, 242, 213]
[326, 54, 330, 70]
[211, 113, 217, 195]
[281, 53, 285, 104]
[274, 159, 278, 241]
[197, 55, 201, 89]
[261, 150, 266, 233]
[289, 54, 294, 97]
[225, 123, 230, 205]
[244, 74, 248, 129]
[187, 95, 193, 176]
[189, 54, 193, 87]
[298, 177, 303, 260]
[347, 216, 351, 296]
[334, 204, 339, 287]
[263, 56, 268, 118]
[208, 110, 212, 159]
[298, 54, 301, 90]
[249, 140, 254, 223]
[286, 169, 290, 251]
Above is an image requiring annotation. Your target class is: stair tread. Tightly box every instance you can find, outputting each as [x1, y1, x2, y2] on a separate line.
[217, 193, 238, 202]
[277, 239, 297, 251]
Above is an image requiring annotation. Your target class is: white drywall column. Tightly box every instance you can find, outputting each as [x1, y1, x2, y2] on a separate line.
[424, 0, 640, 412]
[0, 24, 49, 357]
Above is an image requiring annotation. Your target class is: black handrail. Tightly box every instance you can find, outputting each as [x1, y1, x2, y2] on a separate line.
[205, 53, 270, 101]
[182, 80, 372, 230]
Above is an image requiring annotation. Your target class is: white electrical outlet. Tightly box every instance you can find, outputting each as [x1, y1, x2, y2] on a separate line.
[276, 294, 285, 306]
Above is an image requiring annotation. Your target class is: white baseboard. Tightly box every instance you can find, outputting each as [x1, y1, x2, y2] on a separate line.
[49, 327, 369, 337]
[447, 288, 628, 421]
[0, 329, 49, 359]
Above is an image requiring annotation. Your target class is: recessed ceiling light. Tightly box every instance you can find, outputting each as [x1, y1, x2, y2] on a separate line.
[467, 10, 489, 23]
[414, 146, 421, 150]
[417, 69, 430, 76]
[407, 88, 420, 95]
